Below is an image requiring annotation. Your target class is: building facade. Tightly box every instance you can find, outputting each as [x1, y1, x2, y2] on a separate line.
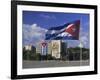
[47, 41, 52, 55]
[36, 43, 41, 54]
[51, 40, 61, 59]
[24, 45, 32, 51]
[37, 40, 67, 59]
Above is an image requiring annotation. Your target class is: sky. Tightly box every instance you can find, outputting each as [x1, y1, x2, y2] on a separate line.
[22, 11, 90, 48]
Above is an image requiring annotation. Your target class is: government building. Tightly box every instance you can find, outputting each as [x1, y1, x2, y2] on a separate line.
[24, 40, 67, 59]
[47, 40, 67, 59]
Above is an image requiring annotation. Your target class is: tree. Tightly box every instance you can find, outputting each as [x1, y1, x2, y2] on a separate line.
[47, 54, 53, 60]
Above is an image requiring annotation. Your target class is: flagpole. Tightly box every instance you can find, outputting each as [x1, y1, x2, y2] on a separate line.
[67, 41, 69, 65]
[79, 19, 82, 66]
[79, 41, 83, 66]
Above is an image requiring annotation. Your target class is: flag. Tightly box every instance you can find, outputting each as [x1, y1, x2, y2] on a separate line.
[45, 20, 80, 40]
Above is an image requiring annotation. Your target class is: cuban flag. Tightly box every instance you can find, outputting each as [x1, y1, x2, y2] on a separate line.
[45, 20, 80, 40]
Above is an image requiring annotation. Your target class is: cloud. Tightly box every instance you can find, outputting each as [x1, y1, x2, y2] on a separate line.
[23, 24, 47, 46]
[80, 32, 89, 48]
[79, 26, 89, 48]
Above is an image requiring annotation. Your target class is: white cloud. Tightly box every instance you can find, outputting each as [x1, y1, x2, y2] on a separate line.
[23, 24, 47, 46]
[80, 31, 89, 48]
[81, 36, 88, 45]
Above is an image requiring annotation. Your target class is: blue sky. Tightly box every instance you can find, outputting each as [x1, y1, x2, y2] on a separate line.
[23, 11, 90, 48]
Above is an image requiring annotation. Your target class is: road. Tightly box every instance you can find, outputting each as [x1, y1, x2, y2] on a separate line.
[23, 60, 89, 69]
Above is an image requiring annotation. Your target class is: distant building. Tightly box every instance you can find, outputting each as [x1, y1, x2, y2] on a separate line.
[36, 43, 41, 54]
[24, 45, 36, 53]
[47, 41, 52, 55]
[61, 41, 67, 59]
[44, 40, 67, 59]
[25, 40, 67, 59]
[36, 42, 48, 55]
[68, 47, 89, 60]
[51, 40, 61, 59]
[24, 45, 32, 51]
[41, 42, 47, 55]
